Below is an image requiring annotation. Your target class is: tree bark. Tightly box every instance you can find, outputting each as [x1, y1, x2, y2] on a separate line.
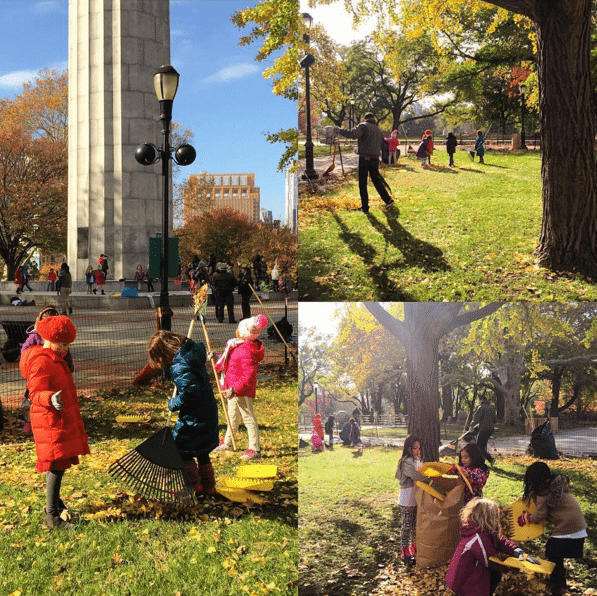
[363, 302, 502, 460]
[487, 0, 597, 276]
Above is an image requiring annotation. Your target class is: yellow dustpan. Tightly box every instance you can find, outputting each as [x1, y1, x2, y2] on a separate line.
[216, 485, 265, 504]
[453, 462, 473, 495]
[419, 462, 453, 476]
[416, 480, 445, 501]
[489, 554, 555, 575]
[219, 477, 274, 491]
[504, 498, 546, 540]
[236, 464, 278, 479]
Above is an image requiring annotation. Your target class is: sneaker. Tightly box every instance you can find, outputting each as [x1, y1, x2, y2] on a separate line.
[240, 449, 261, 461]
[385, 200, 395, 209]
[213, 442, 233, 453]
[354, 207, 369, 213]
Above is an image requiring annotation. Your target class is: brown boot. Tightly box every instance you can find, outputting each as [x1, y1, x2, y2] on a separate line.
[199, 462, 217, 496]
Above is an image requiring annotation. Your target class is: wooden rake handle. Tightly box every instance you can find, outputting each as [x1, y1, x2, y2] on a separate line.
[249, 284, 296, 361]
[199, 315, 237, 451]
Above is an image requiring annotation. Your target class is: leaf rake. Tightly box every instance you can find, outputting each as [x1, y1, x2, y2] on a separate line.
[108, 303, 204, 505]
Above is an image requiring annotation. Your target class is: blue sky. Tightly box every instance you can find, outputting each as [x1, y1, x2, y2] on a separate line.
[0, 0, 295, 222]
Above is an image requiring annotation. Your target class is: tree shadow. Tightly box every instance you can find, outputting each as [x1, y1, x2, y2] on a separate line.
[324, 209, 450, 300]
[482, 162, 510, 169]
[454, 166, 485, 174]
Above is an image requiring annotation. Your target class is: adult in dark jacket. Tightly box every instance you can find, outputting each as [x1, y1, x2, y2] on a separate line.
[336, 113, 394, 213]
[237, 265, 254, 320]
[324, 415, 335, 449]
[58, 263, 73, 315]
[471, 396, 497, 465]
[339, 421, 351, 445]
[148, 331, 219, 495]
[212, 263, 237, 323]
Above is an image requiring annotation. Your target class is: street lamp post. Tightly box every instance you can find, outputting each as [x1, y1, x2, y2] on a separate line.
[301, 13, 318, 180]
[135, 64, 196, 331]
[520, 83, 527, 150]
[350, 98, 355, 128]
[313, 383, 319, 415]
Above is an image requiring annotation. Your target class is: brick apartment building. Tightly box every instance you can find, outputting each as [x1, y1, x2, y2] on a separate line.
[183, 173, 260, 224]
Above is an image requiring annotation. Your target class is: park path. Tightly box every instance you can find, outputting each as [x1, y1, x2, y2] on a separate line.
[299, 426, 597, 458]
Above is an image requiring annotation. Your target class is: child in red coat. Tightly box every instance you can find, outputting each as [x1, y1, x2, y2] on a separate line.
[447, 498, 535, 596]
[19, 315, 90, 529]
[213, 314, 267, 460]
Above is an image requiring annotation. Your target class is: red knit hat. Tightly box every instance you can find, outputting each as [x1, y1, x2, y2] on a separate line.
[37, 315, 77, 344]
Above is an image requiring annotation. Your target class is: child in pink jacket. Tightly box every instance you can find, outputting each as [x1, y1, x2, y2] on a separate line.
[213, 314, 267, 461]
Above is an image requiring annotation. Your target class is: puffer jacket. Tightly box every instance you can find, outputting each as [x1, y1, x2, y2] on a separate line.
[169, 339, 219, 457]
[446, 522, 518, 596]
[19, 346, 90, 462]
[215, 340, 265, 398]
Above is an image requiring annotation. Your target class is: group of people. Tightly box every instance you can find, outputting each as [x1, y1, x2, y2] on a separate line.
[397, 435, 587, 596]
[334, 112, 487, 212]
[18, 304, 270, 529]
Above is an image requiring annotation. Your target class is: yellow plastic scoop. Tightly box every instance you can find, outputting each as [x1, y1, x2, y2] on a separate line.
[236, 464, 278, 479]
[504, 498, 546, 541]
[416, 481, 445, 501]
[115, 415, 150, 423]
[489, 554, 554, 575]
[219, 477, 274, 492]
[216, 486, 265, 504]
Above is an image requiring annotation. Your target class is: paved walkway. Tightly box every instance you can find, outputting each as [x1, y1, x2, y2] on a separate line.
[299, 426, 597, 458]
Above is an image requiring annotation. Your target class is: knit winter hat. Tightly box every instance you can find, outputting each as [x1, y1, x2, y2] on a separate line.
[236, 314, 268, 341]
[37, 315, 77, 344]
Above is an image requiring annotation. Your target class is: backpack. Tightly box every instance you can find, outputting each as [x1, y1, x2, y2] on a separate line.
[267, 317, 293, 342]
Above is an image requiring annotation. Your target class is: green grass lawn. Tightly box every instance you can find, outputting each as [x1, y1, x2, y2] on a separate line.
[299, 151, 597, 301]
[299, 446, 597, 596]
[0, 372, 298, 596]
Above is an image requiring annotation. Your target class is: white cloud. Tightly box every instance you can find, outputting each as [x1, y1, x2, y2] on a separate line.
[0, 70, 40, 89]
[32, 1, 63, 15]
[202, 63, 260, 85]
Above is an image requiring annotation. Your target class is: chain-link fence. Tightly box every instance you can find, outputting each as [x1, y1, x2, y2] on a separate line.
[0, 297, 297, 412]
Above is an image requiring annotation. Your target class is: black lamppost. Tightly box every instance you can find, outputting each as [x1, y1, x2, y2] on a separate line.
[135, 65, 196, 331]
[520, 83, 527, 150]
[313, 382, 319, 415]
[301, 13, 318, 180]
[350, 98, 355, 128]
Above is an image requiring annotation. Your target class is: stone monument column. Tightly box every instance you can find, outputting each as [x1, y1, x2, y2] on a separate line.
[68, 0, 171, 281]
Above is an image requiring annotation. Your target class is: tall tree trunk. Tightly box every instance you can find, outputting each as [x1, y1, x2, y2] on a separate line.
[534, 0, 597, 274]
[406, 335, 441, 461]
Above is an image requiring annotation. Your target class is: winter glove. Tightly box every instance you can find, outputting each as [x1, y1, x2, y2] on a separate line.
[517, 512, 532, 527]
[50, 390, 63, 411]
[526, 556, 541, 565]
[513, 548, 524, 560]
[205, 351, 213, 365]
[222, 387, 235, 399]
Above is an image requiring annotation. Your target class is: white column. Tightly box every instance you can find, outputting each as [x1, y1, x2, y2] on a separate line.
[68, 0, 171, 281]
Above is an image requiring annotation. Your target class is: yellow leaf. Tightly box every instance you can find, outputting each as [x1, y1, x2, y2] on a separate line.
[207, 546, 216, 554]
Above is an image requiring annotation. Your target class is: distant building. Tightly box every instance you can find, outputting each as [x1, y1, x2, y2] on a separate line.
[285, 168, 298, 234]
[183, 173, 260, 223]
[261, 208, 273, 224]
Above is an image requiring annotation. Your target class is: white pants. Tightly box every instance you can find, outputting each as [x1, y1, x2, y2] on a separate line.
[223, 396, 260, 452]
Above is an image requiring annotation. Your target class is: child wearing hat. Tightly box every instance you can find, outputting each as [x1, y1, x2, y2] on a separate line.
[20, 307, 75, 435]
[147, 330, 219, 496]
[19, 315, 90, 529]
[213, 314, 267, 460]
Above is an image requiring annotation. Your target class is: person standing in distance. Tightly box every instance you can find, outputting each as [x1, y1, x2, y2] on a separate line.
[471, 396, 497, 466]
[335, 113, 395, 213]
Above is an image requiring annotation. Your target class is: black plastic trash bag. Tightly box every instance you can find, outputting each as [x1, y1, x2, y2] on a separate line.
[529, 420, 559, 460]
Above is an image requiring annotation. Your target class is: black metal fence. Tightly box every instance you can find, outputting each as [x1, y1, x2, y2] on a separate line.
[0, 297, 297, 412]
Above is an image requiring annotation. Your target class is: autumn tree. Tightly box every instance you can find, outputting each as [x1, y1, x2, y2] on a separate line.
[318, 0, 597, 276]
[0, 69, 68, 280]
[232, 0, 299, 170]
[363, 302, 502, 461]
